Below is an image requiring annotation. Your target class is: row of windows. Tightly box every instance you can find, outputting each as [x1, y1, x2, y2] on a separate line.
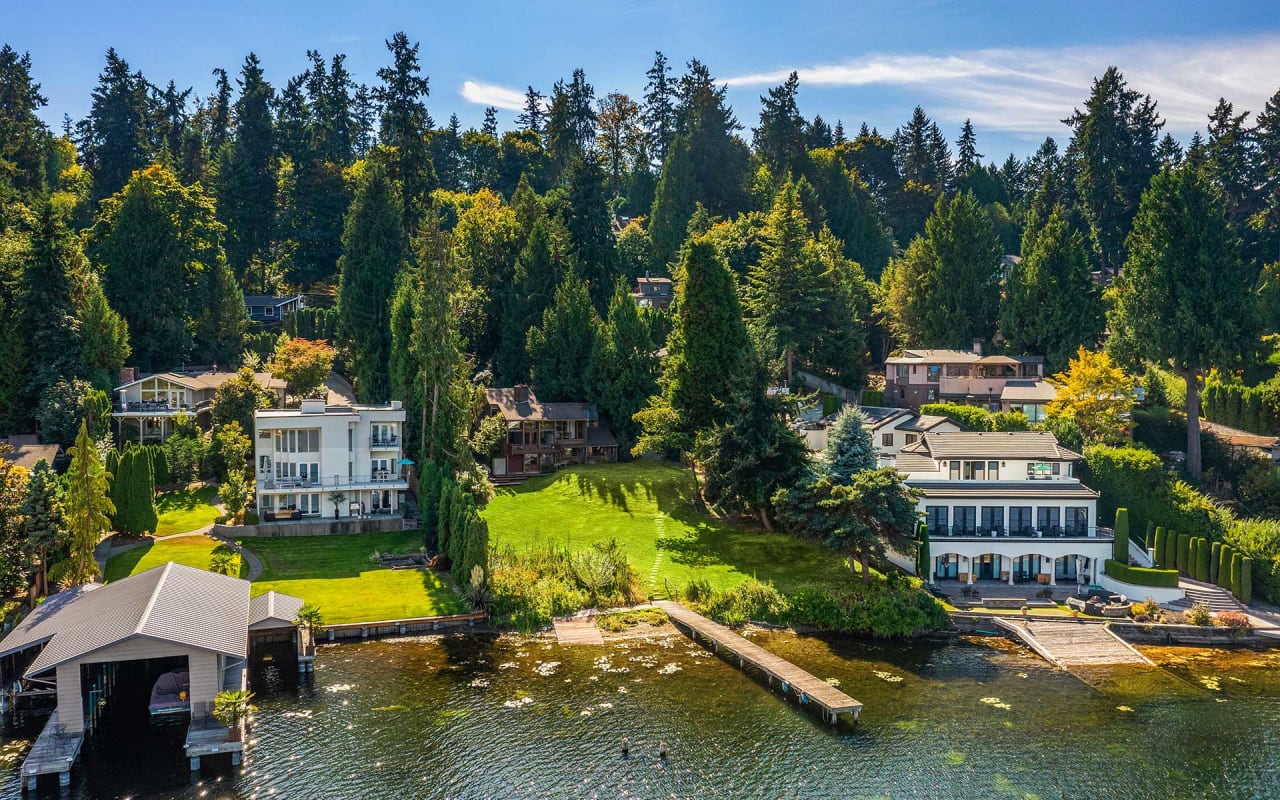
[273, 429, 321, 453]
[881, 432, 920, 447]
[925, 505, 1090, 534]
[938, 460, 1069, 480]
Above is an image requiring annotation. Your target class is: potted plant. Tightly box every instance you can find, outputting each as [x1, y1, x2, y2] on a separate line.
[328, 491, 347, 520]
[213, 689, 256, 741]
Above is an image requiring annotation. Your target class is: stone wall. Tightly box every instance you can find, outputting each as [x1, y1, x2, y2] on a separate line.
[1109, 622, 1258, 647]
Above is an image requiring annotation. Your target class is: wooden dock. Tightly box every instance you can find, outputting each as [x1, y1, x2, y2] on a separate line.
[653, 601, 862, 724]
[993, 618, 1153, 668]
[553, 617, 604, 645]
[21, 710, 82, 792]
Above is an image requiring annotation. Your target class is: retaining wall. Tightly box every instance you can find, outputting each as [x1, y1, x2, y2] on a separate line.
[321, 612, 487, 641]
[1109, 623, 1259, 647]
[216, 516, 412, 537]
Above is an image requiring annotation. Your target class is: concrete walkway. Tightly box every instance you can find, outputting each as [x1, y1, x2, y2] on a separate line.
[93, 502, 265, 582]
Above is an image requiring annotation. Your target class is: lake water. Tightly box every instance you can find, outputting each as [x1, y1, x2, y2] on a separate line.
[3, 629, 1279, 799]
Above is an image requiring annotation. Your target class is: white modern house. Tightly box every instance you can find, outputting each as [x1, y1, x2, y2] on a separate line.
[253, 399, 409, 520]
[898, 431, 1110, 588]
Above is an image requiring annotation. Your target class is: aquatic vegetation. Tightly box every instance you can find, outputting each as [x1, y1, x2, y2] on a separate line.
[372, 705, 408, 712]
[533, 661, 561, 676]
[468, 678, 491, 688]
[503, 696, 534, 709]
[1116, 705, 1134, 712]
[1199, 676, 1222, 691]
[980, 697, 1012, 710]
[825, 677, 841, 687]
[498, 662, 518, 670]
[945, 751, 966, 766]
[872, 670, 903, 683]
[656, 663, 682, 675]
[324, 683, 353, 693]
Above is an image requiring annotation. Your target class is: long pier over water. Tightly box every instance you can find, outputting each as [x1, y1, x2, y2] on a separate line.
[653, 600, 862, 724]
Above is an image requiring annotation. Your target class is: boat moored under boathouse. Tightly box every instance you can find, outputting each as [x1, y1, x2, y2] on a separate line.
[0, 563, 303, 791]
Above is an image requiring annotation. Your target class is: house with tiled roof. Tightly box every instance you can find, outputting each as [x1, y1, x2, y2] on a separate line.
[483, 385, 617, 478]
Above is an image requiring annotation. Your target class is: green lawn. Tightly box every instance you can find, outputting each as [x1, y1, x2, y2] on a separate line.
[239, 531, 465, 624]
[483, 461, 858, 596]
[104, 535, 242, 582]
[154, 486, 220, 535]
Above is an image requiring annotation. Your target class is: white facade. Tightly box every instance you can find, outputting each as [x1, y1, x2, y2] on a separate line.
[253, 399, 408, 520]
[899, 431, 1109, 587]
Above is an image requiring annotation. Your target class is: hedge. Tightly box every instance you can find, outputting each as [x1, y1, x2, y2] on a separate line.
[1218, 544, 1235, 591]
[1083, 444, 1231, 539]
[1230, 552, 1243, 599]
[1210, 541, 1222, 584]
[1104, 559, 1181, 588]
[1240, 557, 1253, 605]
[1145, 521, 1155, 551]
[1195, 537, 1211, 583]
[1163, 529, 1178, 572]
[1153, 527, 1167, 569]
[1113, 508, 1130, 564]
[1176, 533, 1191, 574]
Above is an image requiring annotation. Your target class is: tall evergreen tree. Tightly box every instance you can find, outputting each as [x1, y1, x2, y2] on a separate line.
[59, 423, 112, 586]
[1254, 87, 1280, 262]
[79, 48, 153, 203]
[207, 68, 233, 154]
[338, 161, 406, 402]
[0, 45, 51, 196]
[495, 218, 560, 383]
[375, 32, 436, 225]
[808, 149, 894, 280]
[516, 86, 546, 133]
[753, 71, 807, 180]
[527, 274, 601, 402]
[23, 203, 89, 407]
[647, 133, 698, 268]
[634, 238, 752, 455]
[216, 53, 277, 276]
[642, 51, 676, 162]
[560, 156, 617, 309]
[893, 107, 951, 191]
[1204, 98, 1259, 244]
[955, 119, 982, 176]
[412, 218, 471, 473]
[589, 283, 658, 453]
[822, 406, 876, 483]
[78, 279, 131, 391]
[1000, 207, 1102, 369]
[881, 191, 1001, 348]
[674, 60, 750, 216]
[388, 272, 421, 458]
[1109, 165, 1256, 480]
[0, 443, 27, 594]
[22, 459, 66, 597]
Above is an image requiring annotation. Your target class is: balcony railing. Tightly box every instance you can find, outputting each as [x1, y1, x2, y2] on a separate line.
[370, 435, 401, 448]
[928, 525, 1108, 539]
[257, 471, 407, 490]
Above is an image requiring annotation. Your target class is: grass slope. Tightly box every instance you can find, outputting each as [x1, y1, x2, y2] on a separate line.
[154, 486, 220, 536]
[483, 461, 855, 596]
[104, 535, 242, 582]
[239, 531, 465, 624]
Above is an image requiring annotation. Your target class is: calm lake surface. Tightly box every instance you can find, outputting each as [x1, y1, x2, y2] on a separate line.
[3, 629, 1279, 799]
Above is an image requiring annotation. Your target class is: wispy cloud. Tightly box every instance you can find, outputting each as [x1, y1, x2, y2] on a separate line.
[460, 80, 526, 111]
[724, 35, 1280, 139]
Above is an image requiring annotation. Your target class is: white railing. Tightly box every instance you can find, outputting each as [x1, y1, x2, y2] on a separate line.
[257, 471, 406, 491]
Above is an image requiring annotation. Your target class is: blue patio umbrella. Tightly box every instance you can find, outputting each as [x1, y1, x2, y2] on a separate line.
[398, 458, 415, 466]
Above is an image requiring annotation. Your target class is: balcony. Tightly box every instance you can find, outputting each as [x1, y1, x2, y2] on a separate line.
[927, 526, 1111, 540]
[256, 471, 408, 491]
[370, 434, 401, 449]
[938, 376, 1010, 399]
[113, 400, 208, 415]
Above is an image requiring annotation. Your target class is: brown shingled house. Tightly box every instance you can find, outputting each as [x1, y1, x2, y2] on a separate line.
[484, 385, 617, 479]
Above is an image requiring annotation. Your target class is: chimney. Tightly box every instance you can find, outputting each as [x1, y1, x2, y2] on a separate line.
[120, 367, 137, 385]
[513, 384, 530, 403]
[300, 398, 326, 414]
[972, 339, 983, 356]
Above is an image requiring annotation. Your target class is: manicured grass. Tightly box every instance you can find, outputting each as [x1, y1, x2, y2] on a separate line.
[154, 486, 220, 535]
[239, 531, 465, 624]
[104, 535, 242, 582]
[483, 461, 860, 597]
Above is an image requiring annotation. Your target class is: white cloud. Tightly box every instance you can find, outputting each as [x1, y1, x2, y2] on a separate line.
[724, 35, 1280, 140]
[460, 80, 527, 111]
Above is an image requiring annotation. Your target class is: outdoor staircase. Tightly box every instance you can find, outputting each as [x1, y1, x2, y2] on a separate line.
[1167, 579, 1244, 613]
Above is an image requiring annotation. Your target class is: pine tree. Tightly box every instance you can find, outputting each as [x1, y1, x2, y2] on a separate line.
[388, 272, 421, 459]
[516, 86, 546, 133]
[216, 53, 277, 276]
[412, 218, 471, 473]
[1000, 207, 1103, 369]
[23, 203, 89, 408]
[338, 161, 406, 402]
[21, 459, 66, 596]
[495, 219, 560, 383]
[955, 119, 982, 176]
[589, 284, 658, 452]
[1254, 87, 1280, 261]
[822, 406, 876, 483]
[1204, 98, 1259, 244]
[1109, 165, 1256, 479]
[193, 257, 248, 366]
[207, 68, 233, 154]
[675, 59, 750, 216]
[893, 107, 950, 191]
[527, 275, 601, 402]
[560, 156, 617, 310]
[808, 149, 893, 280]
[78, 274, 131, 392]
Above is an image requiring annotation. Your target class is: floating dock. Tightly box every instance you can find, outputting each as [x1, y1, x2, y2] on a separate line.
[21, 711, 82, 791]
[653, 601, 862, 724]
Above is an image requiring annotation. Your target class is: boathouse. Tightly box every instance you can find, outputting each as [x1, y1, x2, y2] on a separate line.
[0, 563, 302, 790]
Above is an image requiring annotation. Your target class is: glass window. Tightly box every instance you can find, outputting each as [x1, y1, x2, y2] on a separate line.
[1066, 507, 1089, 533]
[925, 506, 948, 535]
[981, 506, 1004, 532]
[987, 460, 999, 480]
[905, 434, 919, 444]
[953, 506, 977, 534]
[1009, 506, 1033, 534]
[972, 461, 985, 480]
[949, 461, 960, 481]
[895, 365, 909, 379]
[1037, 507, 1061, 531]
[926, 365, 940, 382]
[881, 433, 894, 447]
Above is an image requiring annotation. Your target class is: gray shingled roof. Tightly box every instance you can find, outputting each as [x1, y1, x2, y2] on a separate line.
[901, 431, 1081, 461]
[248, 591, 305, 631]
[894, 453, 940, 472]
[1001, 380, 1058, 403]
[897, 414, 955, 432]
[906, 480, 1100, 500]
[486, 387, 596, 422]
[0, 563, 250, 676]
[856, 406, 908, 426]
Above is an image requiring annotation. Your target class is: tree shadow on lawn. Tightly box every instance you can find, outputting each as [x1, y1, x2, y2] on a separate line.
[156, 487, 215, 514]
[656, 520, 852, 594]
[104, 542, 154, 581]
[239, 533, 424, 582]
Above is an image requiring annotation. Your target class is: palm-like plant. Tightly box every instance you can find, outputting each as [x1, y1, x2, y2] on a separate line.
[293, 603, 325, 636]
[212, 689, 256, 740]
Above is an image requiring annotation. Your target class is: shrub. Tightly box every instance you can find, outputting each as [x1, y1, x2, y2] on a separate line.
[1196, 537, 1212, 582]
[1230, 552, 1243, 598]
[1164, 529, 1179, 572]
[1185, 602, 1213, 626]
[1104, 559, 1180, 588]
[701, 580, 790, 627]
[213, 513, 230, 525]
[1113, 508, 1130, 564]
[920, 402, 991, 431]
[1214, 610, 1252, 629]
[1083, 443, 1231, 538]
[1224, 519, 1280, 605]
[1217, 544, 1235, 590]
[1153, 527, 1166, 569]
[243, 510, 259, 526]
[1130, 598, 1161, 621]
[1176, 533, 1191, 575]
[1210, 541, 1222, 584]
[683, 578, 714, 604]
[596, 609, 668, 632]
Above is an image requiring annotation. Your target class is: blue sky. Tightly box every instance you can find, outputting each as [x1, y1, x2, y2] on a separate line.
[9, 0, 1280, 158]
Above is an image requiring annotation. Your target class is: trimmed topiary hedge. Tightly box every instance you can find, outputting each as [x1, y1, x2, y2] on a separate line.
[1113, 508, 1130, 563]
[1240, 557, 1253, 605]
[1218, 544, 1235, 591]
[1231, 552, 1243, 599]
[1210, 541, 1222, 584]
[1104, 559, 1181, 588]
[1176, 533, 1191, 574]
[1154, 527, 1167, 569]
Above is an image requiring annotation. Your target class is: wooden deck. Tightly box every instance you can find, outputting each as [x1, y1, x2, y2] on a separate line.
[553, 618, 605, 645]
[653, 601, 862, 724]
[186, 716, 244, 769]
[21, 710, 82, 791]
[994, 618, 1153, 668]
